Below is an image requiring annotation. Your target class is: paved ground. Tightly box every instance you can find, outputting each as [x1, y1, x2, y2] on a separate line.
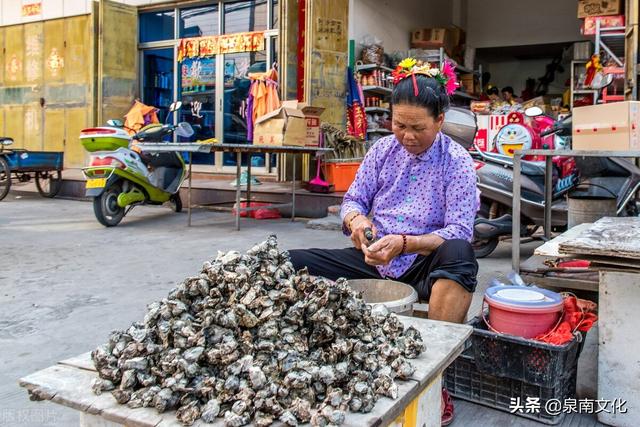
[0, 190, 537, 426]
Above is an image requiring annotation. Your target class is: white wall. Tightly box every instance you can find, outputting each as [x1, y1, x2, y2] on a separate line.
[349, 0, 453, 56]
[466, 0, 583, 49]
[487, 58, 570, 96]
[0, 0, 93, 26]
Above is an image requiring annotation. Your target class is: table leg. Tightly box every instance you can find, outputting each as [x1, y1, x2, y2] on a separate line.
[235, 152, 241, 231]
[544, 155, 552, 240]
[291, 153, 296, 222]
[247, 154, 252, 212]
[188, 152, 192, 227]
[512, 153, 522, 273]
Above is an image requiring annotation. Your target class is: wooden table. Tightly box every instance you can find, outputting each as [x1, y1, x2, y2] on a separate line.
[19, 317, 471, 427]
[137, 143, 332, 230]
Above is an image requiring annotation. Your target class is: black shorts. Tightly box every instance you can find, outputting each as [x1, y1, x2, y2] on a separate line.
[289, 239, 478, 302]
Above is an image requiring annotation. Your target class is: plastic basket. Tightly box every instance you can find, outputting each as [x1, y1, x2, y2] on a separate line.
[445, 348, 576, 425]
[468, 316, 581, 388]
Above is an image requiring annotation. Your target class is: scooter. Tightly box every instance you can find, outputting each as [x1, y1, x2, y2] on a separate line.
[472, 107, 640, 257]
[81, 102, 194, 227]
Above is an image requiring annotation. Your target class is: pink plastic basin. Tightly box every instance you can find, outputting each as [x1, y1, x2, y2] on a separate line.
[484, 286, 563, 339]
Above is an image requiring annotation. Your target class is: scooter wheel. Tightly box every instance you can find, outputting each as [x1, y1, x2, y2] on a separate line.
[93, 183, 125, 227]
[472, 237, 499, 258]
[170, 194, 182, 213]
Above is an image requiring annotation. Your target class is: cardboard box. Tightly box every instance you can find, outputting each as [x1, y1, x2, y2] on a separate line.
[253, 100, 308, 147]
[473, 114, 510, 152]
[459, 73, 477, 94]
[299, 103, 325, 147]
[581, 14, 625, 35]
[572, 102, 640, 151]
[410, 27, 465, 57]
[578, 0, 622, 18]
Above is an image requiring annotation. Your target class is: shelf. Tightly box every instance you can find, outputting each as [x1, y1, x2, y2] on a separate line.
[455, 64, 473, 74]
[356, 63, 394, 73]
[366, 128, 392, 134]
[365, 107, 390, 114]
[573, 89, 599, 94]
[453, 91, 478, 100]
[362, 85, 393, 96]
[181, 90, 215, 95]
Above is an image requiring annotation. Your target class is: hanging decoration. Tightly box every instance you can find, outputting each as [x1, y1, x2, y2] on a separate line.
[346, 67, 367, 140]
[177, 31, 265, 62]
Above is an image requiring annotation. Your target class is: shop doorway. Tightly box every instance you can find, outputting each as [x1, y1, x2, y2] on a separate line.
[137, 0, 279, 175]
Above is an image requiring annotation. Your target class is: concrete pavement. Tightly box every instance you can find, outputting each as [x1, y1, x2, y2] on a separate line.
[0, 191, 536, 426]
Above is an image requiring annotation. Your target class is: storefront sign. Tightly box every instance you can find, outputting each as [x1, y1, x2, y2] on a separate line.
[22, 1, 42, 17]
[177, 31, 265, 62]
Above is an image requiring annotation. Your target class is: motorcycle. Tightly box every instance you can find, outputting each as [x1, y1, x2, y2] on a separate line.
[80, 102, 194, 227]
[472, 107, 640, 258]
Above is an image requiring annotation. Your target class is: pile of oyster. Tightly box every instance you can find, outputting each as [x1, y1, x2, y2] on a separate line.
[91, 236, 425, 426]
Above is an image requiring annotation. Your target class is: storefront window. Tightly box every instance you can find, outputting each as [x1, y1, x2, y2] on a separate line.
[179, 57, 217, 164]
[139, 10, 175, 43]
[224, 0, 268, 34]
[180, 5, 219, 38]
[222, 51, 267, 166]
[272, 0, 279, 29]
[142, 48, 174, 123]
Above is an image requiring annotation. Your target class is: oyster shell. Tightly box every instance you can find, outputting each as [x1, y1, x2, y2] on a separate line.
[91, 235, 425, 426]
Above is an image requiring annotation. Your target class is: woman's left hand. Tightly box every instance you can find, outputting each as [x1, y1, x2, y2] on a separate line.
[362, 235, 404, 266]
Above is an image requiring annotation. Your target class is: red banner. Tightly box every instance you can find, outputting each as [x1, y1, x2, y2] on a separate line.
[297, 0, 306, 101]
[177, 31, 265, 62]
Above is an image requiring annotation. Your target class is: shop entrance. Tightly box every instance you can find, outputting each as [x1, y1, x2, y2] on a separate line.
[137, 0, 279, 174]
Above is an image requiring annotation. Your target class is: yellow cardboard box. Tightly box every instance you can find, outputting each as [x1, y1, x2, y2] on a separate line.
[572, 101, 640, 151]
[578, 0, 622, 18]
[253, 100, 307, 147]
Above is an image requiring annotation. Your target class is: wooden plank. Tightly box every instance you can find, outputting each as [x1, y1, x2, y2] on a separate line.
[598, 271, 640, 427]
[520, 272, 599, 292]
[534, 223, 593, 257]
[59, 351, 96, 371]
[20, 317, 470, 427]
[560, 217, 640, 260]
[398, 317, 472, 388]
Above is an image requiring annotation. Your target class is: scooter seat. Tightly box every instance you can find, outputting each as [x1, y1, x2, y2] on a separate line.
[480, 151, 546, 176]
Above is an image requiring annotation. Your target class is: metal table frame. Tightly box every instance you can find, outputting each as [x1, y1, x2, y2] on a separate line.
[138, 143, 331, 230]
[512, 149, 640, 272]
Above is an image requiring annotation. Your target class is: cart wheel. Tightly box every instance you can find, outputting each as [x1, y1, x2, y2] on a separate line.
[35, 170, 62, 198]
[93, 183, 125, 227]
[0, 157, 10, 201]
[170, 193, 182, 213]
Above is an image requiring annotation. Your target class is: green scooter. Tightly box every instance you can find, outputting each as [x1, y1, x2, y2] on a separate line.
[80, 102, 194, 227]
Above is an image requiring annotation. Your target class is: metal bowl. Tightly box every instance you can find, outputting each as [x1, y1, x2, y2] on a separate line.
[347, 279, 418, 316]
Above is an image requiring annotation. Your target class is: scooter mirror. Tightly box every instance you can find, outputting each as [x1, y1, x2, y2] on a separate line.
[107, 119, 123, 127]
[589, 73, 615, 90]
[525, 106, 544, 117]
[176, 122, 195, 138]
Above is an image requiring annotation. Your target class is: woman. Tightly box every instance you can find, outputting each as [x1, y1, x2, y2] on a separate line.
[289, 60, 478, 425]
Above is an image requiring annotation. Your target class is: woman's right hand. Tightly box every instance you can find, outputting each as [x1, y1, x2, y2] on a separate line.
[349, 215, 377, 250]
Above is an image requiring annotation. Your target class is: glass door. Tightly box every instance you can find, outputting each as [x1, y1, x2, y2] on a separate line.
[141, 48, 174, 123]
[222, 51, 267, 168]
[179, 57, 217, 164]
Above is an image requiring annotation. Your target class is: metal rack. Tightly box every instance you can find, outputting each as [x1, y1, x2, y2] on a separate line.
[595, 19, 625, 67]
[570, 60, 599, 108]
